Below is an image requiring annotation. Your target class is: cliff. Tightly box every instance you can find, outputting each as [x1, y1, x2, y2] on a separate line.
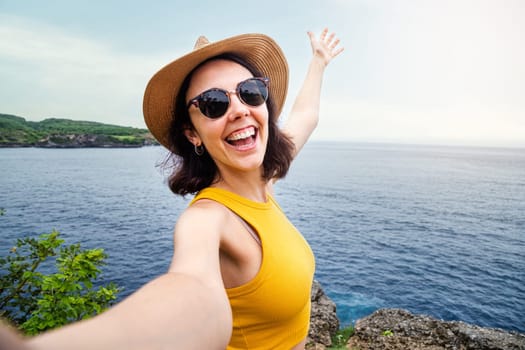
[0, 113, 157, 148]
[308, 280, 340, 347]
[34, 133, 157, 148]
[308, 283, 525, 350]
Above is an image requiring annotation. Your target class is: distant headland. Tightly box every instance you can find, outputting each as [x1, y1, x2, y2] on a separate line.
[0, 113, 158, 148]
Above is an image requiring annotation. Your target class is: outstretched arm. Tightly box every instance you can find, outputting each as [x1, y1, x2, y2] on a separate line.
[24, 205, 232, 350]
[283, 28, 344, 158]
[0, 321, 30, 350]
[27, 273, 230, 350]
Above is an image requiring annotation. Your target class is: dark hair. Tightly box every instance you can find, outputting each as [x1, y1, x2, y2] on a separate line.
[163, 53, 295, 196]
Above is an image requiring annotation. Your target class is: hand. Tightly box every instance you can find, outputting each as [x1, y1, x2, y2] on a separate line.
[307, 28, 344, 67]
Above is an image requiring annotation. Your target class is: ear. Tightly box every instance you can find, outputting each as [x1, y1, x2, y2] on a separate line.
[183, 127, 202, 146]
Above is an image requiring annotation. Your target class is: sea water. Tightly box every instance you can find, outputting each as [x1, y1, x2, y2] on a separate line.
[1, 142, 524, 332]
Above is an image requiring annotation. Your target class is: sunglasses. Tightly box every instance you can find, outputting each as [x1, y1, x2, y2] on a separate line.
[187, 77, 270, 119]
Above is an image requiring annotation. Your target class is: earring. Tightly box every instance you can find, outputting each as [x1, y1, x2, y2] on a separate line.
[194, 144, 205, 156]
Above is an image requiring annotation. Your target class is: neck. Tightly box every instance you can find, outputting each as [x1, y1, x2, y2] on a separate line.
[213, 169, 268, 203]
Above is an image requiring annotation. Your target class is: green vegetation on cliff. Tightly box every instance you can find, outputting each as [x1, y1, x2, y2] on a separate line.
[0, 113, 157, 147]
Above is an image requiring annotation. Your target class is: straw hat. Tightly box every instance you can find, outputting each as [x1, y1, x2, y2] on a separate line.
[143, 33, 289, 152]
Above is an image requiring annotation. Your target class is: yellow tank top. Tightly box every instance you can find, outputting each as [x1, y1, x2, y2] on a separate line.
[191, 188, 315, 350]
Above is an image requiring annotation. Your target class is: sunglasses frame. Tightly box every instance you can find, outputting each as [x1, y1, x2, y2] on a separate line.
[187, 77, 270, 119]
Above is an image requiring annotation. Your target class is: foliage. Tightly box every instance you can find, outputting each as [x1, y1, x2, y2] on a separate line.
[0, 114, 42, 144]
[0, 113, 156, 146]
[0, 230, 120, 335]
[327, 324, 355, 349]
[31, 118, 145, 136]
[382, 329, 394, 336]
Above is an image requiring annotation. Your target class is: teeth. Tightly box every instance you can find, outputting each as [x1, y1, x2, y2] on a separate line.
[227, 128, 255, 141]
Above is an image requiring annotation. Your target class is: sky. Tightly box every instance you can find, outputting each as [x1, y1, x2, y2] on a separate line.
[1, 0, 524, 147]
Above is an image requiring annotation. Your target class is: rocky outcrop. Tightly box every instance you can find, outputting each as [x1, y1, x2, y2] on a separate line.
[307, 280, 340, 349]
[301, 283, 525, 350]
[347, 308, 525, 350]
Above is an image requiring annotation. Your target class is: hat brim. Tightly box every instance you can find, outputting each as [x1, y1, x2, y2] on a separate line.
[143, 33, 289, 152]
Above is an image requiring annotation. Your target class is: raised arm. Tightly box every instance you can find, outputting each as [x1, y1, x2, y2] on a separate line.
[26, 205, 232, 350]
[282, 28, 344, 158]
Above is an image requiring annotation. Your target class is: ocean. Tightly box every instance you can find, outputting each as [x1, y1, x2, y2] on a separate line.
[1, 142, 524, 332]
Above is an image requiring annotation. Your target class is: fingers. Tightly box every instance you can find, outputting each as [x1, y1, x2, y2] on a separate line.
[330, 38, 340, 50]
[327, 32, 335, 44]
[313, 28, 342, 47]
[307, 27, 344, 63]
[322, 29, 344, 57]
[324, 31, 339, 48]
[320, 28, 328, 41]
[332, 46, 345, 58]
[307, 31, 315, 41]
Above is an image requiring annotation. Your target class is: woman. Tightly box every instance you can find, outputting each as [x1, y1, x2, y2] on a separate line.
[5, 28, 342, 350]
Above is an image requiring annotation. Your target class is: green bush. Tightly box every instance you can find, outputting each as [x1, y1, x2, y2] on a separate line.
[0, 230, 120, 335]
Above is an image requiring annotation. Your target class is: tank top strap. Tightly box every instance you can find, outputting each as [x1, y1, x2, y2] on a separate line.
[191, 188, 273, 211]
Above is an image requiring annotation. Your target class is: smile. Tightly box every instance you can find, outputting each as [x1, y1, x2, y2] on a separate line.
[226, 126, 257, 148]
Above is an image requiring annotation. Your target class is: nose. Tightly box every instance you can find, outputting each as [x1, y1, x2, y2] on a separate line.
[227, 91, 249, 119]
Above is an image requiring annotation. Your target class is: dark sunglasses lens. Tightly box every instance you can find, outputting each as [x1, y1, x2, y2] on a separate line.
[239, 79, 268, 106]
[199, 90, 229, 118]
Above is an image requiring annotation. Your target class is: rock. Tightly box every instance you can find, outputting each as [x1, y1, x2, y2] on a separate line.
[307, 280, 340, 349]
[36, 134, 144, 148]
[347, 308, 525, 350]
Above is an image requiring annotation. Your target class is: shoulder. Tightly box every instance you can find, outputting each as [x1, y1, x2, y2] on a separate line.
[177, 199, 229, 229]
[174, 198, 235, 245]
[169, 200, 232, 283]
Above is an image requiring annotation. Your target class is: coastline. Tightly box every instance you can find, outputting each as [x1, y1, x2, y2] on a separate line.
[0, 133, 158, 148]
[308, 281, 525, 350]
[0, 113, 158, 148]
